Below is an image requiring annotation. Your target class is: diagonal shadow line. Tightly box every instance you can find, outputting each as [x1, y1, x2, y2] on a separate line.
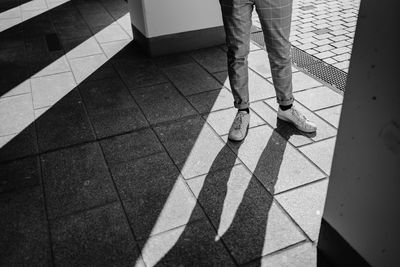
[0, 0, 128, 97]
[0, 0, 32, 13]
[0, 31, 232, 265]
[152, 122, 304, 266]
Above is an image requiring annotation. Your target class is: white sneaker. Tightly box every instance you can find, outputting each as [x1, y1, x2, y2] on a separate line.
[228, 110, 250, 142]
[278, 106, 317, 133]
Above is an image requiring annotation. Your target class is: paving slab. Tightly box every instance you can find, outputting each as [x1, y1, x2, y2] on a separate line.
[0, 187, 51, 266]
[115, 61, 168, 89]
[36, 97, 96, 152]
[225, 125, 326, 194]
[153, 116, 239, 179]
[41, 142, 117, 218]
[0, 124, 38, 162]
[299, 137, 337, 175]
[0, 94, 34, 136]
[187, 87, 233, 114]
[100, 128, 163, 165]
[247, 242, 317, 267]
[0, 156, 40, 193]
[110, 152, 204, 240]
[69, 54, 108, 83]
[139, 219, 236, 266]
[294, 86, 343, 111]
[191, 47, 227, 73]
[130, 83, 197, 125]
[50, 202, 140, 266]
[31, 71, 76, 109]
[162, 62, 222, 96]
[276, 179, 329, 241]
[315, 104, 342, 128]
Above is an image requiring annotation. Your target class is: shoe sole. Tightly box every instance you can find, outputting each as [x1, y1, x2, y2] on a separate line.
[228, 124, 250, 142]
[277, 116, 317, 133]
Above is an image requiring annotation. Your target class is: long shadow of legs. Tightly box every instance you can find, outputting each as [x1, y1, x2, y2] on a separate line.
[153, 144, 241, 266]
[156, 121, 300, 265]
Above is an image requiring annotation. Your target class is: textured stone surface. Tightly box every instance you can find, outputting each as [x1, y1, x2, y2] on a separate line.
[153, 116, 239, 179]
[0, 187, 51, 266]
[51, 203, 140, 266]
[139, 219, 236, 266]
[163, 62, 222, 96]
[316, 105, 342, 128]
[187, 88, 233, 114]
[0, 156, 40, 193]
[130, 83, 197, 124]
[276, 179, 329, 241]
[41, 143, 117, 218]
[294, 86, 343, 110]
[100, 128, 163, 165]
[299, 137, 337, 175]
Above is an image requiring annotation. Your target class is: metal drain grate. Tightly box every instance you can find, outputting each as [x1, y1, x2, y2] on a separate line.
[250, 31, 348, 92]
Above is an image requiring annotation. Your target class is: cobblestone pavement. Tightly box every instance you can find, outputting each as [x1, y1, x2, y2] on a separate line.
[1, 0, 345, 265]
[252, 0, 361, 72]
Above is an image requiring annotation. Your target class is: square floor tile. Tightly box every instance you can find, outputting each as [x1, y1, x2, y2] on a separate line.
[0, 94, 34, 136]
[187, 88, 234, 114]
[51, 202, 140, 266]
[130, 83, 197, 124]
[226, 125, 326, 194]
[110, 153, 203, 239]
[299, 138, 337, 175]
[0, 187, 51, 266]
[265, 100, 337, 142]
[31, 72, 76, 109]
[41, 143, 117, 218]
[63, 37, 103, 59]
[100, 39, 131, 59]
[114, 61, 168, 89]
[289, 71, 323, 92]
[0, 124, 38, 162]
[153, 116, 239, 179]
[32, 56, 71, 78]
[1, 80, 31, 98]
[255, 242, 317, 267]
[88, 106, 149, 138]
[94, 23, 130, 44]
[139, 219, 235, 267]
[0, 156, 40, 193]
[276, 179, 329, 241]
[69, 54, 108, 83]
[36, 100, 96, 152]
[315, 105, 342, 128]
[191, 47, 227, 73]
[251, 101, 313, 147]
[204, 107, 265, 136]
[79, 78, 135, 114]
[100, 128, 164, 165]
[294, 86, 343, 111]
[163, 62, 222, 96]
[188, 166, 305, 264]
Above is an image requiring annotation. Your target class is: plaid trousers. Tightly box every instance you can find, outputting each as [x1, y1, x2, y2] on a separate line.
[220, 0, 294, 108]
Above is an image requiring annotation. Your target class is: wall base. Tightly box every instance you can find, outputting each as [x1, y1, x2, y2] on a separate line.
[131, 24, 226, 57]
[318, 219, 371, 267]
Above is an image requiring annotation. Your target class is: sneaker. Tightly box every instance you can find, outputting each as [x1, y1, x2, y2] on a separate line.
[278, 106, 317, 133]
[228, 110, 250, 141]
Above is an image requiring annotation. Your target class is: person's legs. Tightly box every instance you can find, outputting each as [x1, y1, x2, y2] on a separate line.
[220, 0, 254, 110]
[255, 0, 316, 133]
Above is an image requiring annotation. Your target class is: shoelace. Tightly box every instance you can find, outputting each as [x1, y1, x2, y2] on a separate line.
[291, 108, 307, 122]
[233, 112, 244, 130]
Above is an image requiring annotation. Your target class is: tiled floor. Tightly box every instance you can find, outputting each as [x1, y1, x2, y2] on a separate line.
[0, 0, 350, 265]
